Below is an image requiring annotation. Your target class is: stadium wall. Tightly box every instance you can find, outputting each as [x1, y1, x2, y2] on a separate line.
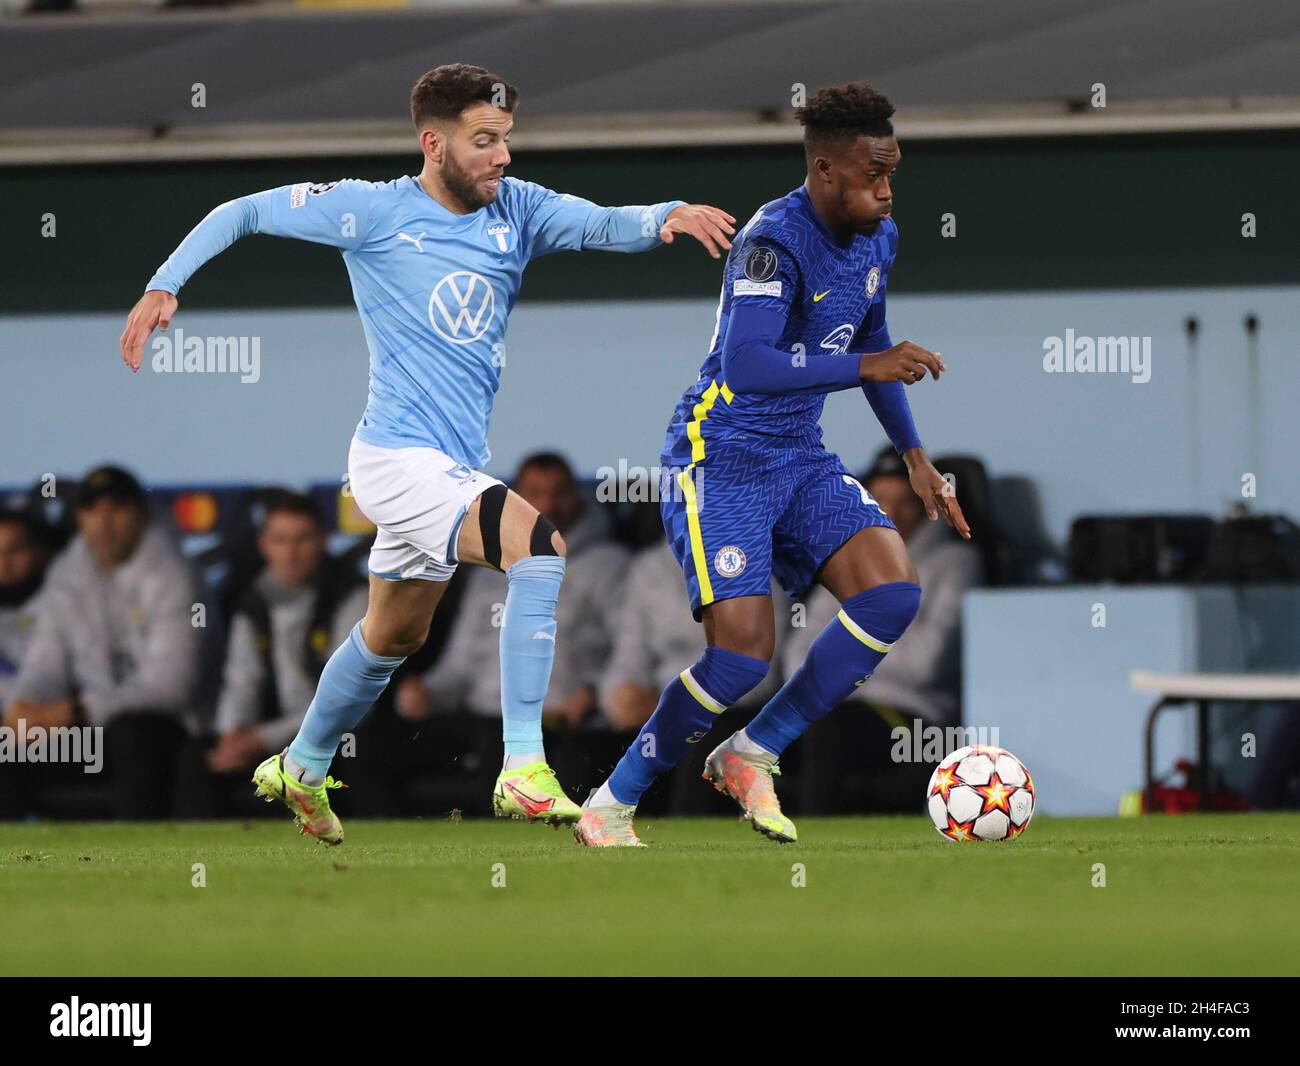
[5, 132, 1297, 544]
[3, 283, 1297, 545]
[3, 133, 1298, 314]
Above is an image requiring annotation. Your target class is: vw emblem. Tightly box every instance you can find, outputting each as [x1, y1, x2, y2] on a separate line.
[429, 271, 496, 345]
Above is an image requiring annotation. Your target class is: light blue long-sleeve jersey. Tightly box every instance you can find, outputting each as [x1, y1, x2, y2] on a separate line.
[146, 176, 684, 468]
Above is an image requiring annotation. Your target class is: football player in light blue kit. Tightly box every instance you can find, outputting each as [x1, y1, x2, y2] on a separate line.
[119, 64, 735, 843]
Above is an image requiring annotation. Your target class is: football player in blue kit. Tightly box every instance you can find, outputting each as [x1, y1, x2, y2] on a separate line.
[118, 64, 735, 843]
[578, 83, 970, 847]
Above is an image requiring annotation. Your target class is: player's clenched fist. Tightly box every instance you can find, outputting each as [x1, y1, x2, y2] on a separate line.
[119, 289, 178, 372]
[859, 341, 947, 384]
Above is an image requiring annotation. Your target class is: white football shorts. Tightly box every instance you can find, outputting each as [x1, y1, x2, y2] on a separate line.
[347, 435, 503, 582]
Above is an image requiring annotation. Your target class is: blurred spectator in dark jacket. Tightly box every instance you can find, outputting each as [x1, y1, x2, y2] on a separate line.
[374, 453, 625, 812]
[0, 466, 199, 818]
[175, 490, 366, 818]
[599, 541, 789, 731]
[0, 510, 52, 716]
[397, 452, 626, 728]
[782, 447, 984, 811]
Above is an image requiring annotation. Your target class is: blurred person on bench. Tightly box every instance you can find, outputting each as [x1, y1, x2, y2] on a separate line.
[0, 466, 199, 819]
[175, 490, 367, 818]
[0, 509, 53, 718]
[388, 453, 626, 808]
[595, 538, 793, 812]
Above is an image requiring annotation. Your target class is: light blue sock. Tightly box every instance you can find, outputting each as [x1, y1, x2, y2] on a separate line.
[500, 555, 566, 757]
[286, 621, 406, 778]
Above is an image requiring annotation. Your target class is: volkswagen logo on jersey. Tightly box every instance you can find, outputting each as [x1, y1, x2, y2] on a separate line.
[714, 545, 748, 578]
[820, 322, 857, 355]
[744, 246, 778, 283]
[429, 271, 496, 345]
[866, 266, 881, 297]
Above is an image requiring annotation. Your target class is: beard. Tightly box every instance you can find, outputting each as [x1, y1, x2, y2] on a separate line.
[441, 148, 496, 212]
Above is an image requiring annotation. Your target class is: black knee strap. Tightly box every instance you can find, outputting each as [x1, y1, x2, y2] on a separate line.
[529, 513, 559, 557]
[478, 484, 508, 570]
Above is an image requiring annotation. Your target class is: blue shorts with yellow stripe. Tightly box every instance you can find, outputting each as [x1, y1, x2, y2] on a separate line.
[660, 400, 895, 621]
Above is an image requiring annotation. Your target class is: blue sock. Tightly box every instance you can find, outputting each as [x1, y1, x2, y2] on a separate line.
[287, 621, 406, 777]
[501, 555, 566, 757]
[607, 646, 769, 805]
[747, 582, 921, 757]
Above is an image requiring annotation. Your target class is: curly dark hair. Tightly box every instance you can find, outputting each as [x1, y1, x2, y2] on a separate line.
[796, 83, 895, 156]
[410, 63, 519, 128]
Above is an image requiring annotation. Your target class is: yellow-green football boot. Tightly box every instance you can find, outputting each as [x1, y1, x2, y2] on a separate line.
[492, 761, 581, 826]
[252, 751, 346, 846]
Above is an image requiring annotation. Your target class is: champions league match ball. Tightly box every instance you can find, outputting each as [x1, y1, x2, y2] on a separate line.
[926, 745, 1035, 842]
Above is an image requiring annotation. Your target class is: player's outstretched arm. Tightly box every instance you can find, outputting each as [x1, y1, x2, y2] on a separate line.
[858, 340, 947, 384]
[723, 302, 947, 397]
[118, 193, 266, 371]
[521, 181, 733, 258]
[856, 336, 969, 538]
[120, 180, 374, 371]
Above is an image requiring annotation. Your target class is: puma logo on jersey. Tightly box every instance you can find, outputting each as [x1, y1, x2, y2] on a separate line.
[396, 231, 427, 253]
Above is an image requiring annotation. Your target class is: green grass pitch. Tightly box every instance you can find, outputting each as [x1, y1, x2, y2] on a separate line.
[2, 814, 1297, 976]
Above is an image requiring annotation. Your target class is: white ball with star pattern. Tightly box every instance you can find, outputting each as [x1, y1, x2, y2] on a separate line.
[925, 745, 1035, 842]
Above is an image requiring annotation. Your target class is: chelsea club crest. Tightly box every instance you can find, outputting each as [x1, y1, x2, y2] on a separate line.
[865, 266, 881, 297]
[714, 545, 747, 578]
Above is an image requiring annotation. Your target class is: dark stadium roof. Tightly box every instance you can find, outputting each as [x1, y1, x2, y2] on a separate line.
[3, 0, 1299, 162]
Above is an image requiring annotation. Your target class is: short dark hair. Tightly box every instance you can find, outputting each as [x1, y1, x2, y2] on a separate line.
[260, 489, 323, 529]
[863, 444, 907, 483]
[797, 83, 895, 158]
[410, 63, 518, 129]
[0, 508, 43, 543]
[515, 452, 574, 485]
[75, 464, 146, 511]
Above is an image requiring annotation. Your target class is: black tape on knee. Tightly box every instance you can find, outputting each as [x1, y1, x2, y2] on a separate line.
[529, 514, 559, 557]
[478, 484, 508, 570]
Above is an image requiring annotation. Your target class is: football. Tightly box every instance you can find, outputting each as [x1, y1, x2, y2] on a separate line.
[926, 745, 1035, 842]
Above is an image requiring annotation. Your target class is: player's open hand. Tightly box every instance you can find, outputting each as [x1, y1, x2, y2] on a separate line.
[119, 289, 179, 372]
[860, 341, 947, 384]
[660, 204, 736, 259]
[905, 451, 972, 540]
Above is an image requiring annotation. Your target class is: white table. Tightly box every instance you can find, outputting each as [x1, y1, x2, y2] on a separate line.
[1130, 671, 1300, 810]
